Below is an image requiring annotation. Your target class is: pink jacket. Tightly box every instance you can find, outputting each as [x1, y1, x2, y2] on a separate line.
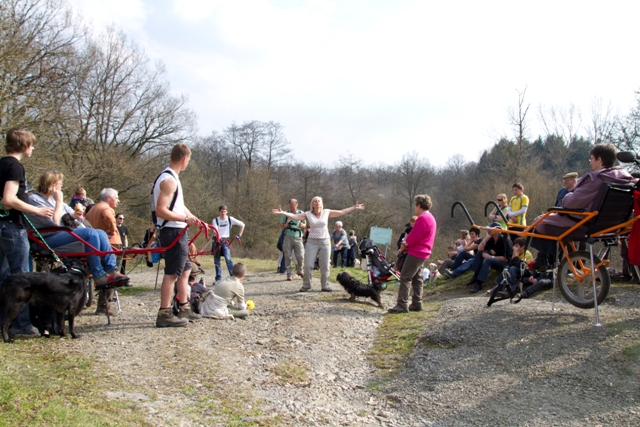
[405, 211, 437, 259]
[537, 167, 636, 233]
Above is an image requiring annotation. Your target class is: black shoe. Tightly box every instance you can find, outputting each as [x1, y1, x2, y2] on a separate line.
[470, 282, 483, 293]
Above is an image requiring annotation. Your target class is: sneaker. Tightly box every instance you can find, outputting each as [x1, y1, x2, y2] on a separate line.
[444, 269, 455, 279]
[297, 272, 304, 279]
[95, 272, 129, 287]
[470, 282, 483, 293]
[387, 305, 409, 314]
[287, 275, 293, 281]
[9, 326, 39, 337]
[156, 308, 188, 327]
[108, 269, 130, 282]
[177, 305, 202, 322]
[299, 287, 310, 292]
[408, 303, 423, 312]
[321, 287, 332, 292]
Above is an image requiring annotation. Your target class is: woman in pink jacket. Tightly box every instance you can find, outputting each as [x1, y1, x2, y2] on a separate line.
[388, 194, 437, 313]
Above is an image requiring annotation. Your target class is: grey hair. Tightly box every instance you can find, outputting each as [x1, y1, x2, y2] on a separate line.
[100, 188, 118, 201]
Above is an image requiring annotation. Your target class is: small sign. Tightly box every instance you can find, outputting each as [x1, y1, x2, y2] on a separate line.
[369, 226, 392, 246]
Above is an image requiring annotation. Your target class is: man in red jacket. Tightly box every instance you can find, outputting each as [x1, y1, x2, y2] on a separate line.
[388, 195, 437, 313]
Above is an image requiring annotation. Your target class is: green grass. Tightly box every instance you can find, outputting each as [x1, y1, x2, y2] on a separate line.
[0, 341, 152, 427]
[368, 301, 443, 380]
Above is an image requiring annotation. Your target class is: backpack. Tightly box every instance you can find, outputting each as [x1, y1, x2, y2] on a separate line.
[150, 169, 179, 228]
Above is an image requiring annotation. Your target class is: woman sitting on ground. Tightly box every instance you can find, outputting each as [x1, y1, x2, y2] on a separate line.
[27, 170, 127, 287]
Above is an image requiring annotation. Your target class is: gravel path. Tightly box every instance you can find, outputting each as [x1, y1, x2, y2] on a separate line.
[56, 266, 640, 426]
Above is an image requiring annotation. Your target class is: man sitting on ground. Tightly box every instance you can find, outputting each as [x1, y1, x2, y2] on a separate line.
[465, 222, 513, 293]
[213, 263, 250, 319]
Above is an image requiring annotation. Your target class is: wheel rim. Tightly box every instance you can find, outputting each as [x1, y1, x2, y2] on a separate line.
[560, 253, 605, 305]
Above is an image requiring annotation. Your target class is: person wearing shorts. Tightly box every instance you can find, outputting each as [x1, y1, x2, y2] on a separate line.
[152, 144, 204, 327]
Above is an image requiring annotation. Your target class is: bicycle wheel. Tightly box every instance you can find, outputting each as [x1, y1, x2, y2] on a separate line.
[558, 250, 610, 309]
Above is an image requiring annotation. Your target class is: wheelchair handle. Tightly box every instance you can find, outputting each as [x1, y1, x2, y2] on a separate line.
[451, 201, 474, 225]
[484, 200, 509, 224]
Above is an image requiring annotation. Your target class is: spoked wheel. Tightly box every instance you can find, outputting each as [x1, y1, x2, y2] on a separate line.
[558, 250, 611, 309]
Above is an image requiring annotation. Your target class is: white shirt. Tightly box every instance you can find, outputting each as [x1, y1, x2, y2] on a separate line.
[212, 215, 245, 238]
[152, 167, 186, 228]
[305, 209, 330, 239]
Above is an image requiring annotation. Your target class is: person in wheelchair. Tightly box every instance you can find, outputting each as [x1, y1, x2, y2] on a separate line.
[531, 143, 637, 270]
[27, 170, 128, 287]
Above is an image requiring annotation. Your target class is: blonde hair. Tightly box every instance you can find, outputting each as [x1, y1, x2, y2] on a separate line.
[310, 196, 323, 213]
[37, 170, 63, 195]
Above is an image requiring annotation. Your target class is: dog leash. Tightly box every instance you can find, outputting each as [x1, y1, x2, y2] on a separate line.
[22, 213, 68, 271]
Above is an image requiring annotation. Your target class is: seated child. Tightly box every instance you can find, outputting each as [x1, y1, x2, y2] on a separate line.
[500, 238, 534, 292]
[213, 263, 250, 319]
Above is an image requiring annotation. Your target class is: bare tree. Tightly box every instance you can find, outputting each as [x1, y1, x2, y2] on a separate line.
[586, 97, 618, 145]
[506, 86, 531, 181]
[394, 151, 433, 215]
[0, 0, 82, 138]
[538, 102, 582, 145]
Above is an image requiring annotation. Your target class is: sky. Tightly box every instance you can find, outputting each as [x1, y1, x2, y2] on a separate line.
[68, 0, 640, 168]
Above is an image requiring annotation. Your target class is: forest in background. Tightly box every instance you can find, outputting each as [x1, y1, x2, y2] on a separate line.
[3, 0, 640, 263]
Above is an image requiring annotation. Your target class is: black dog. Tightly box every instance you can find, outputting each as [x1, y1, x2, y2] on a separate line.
[336, 272, 384, 308]
[0, 259, 89, 343]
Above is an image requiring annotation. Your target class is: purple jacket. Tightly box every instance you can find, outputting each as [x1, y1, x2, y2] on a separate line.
[537, 167, 636, 233]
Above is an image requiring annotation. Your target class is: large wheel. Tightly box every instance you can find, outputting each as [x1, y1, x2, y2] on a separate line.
[558, 250, 610, 309]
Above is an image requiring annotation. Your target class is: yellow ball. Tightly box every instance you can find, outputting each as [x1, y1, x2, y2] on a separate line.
[246, 299, 255, 310]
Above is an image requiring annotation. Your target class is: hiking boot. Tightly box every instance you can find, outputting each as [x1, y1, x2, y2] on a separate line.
[408, 303, 423, 312]
[177, 304, 201, 322]
[95, 289, 117, 315]
[156, 308, 188, 327]
[387, 305, 409, 314]
[299, 287, 310, 292]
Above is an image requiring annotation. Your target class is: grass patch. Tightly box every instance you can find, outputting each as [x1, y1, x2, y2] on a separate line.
[117, 286, 154, 296]
[269, 357, 310, 386]
[0, 340, 152, 427]
[368, 301, 443, 381]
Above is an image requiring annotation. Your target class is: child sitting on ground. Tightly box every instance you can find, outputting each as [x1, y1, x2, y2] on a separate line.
[213, 263, 250, 319]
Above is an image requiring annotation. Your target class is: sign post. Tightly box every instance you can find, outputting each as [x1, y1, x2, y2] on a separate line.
[369, 226, 393, 256]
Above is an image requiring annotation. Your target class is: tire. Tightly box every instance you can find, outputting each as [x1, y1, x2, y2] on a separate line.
[558, 250, 610, 309]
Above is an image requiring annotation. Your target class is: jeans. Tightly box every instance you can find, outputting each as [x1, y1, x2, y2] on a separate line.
[469, 252, 505, 283]
[450, 258, 474, 277]
[332, 246, 348, 268]
[45, 228, 117, 279]
[0, 221, 32, 331]
[214, 241, 233, 281]
[451, 251, 474, 270]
